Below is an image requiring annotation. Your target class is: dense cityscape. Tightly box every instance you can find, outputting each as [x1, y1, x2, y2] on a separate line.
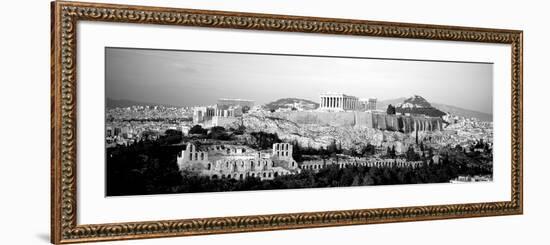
[106, 94, 493, 196]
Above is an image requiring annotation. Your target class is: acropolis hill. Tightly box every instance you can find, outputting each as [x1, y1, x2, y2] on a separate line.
[266, 93, 443, 133]
[271, 111, 443, 133]
[226, 110, 441, 151]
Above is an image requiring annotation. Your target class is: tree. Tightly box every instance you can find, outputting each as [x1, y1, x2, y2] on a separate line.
[351, 175, 361, 186]
[189, 125, 207, 135]
[241, 105, 251, 114]
[141, 130, 159, 140]
[361, 143, 376, 156]
[291, 139, 305, 161]
[161, 129, 183, 144]
[233, 124, 246, 135]
[327, 139, 338, 154]
[385, 146, 396, 158]
[361, 175, 375, 185]
[165, 129, 182, 136]
[406, 146, 420, 161]
[386, 104, 396, 115]
[428, 147, 434, 159]
[250, 132, 282, 149]
[208, 126, 231, 140]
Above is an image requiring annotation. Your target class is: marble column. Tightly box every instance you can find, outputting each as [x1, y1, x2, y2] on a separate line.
[343, 98, 346, 110]
[346, 98, 349, 110]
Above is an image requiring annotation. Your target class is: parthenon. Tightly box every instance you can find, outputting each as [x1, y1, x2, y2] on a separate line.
[319, 92, 360, 111]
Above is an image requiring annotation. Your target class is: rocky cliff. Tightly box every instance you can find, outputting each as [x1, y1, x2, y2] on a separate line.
[229, 110, 442, 150]
[270, 111, 443, 133]
[369, 113, 444, 133]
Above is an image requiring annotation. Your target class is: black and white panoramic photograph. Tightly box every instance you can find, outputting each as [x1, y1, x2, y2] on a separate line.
[105, 47, 494, 196]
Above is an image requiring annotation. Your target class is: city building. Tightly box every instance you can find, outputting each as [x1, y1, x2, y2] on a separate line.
[450, 175, 492, 183]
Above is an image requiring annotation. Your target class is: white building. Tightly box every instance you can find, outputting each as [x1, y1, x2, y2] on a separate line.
[319, 92, 360, 111]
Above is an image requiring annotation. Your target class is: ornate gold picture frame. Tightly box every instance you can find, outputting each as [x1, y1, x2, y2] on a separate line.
[51, 1, 523, 243]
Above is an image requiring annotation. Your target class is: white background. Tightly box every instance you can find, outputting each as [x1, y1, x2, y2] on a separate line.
[0, 0, 546, 244]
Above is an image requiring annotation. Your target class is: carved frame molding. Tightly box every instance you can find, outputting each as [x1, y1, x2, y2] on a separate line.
[51, 1, 523, 243]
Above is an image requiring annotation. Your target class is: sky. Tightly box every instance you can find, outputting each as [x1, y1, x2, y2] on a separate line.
[105, 47, 493, 114]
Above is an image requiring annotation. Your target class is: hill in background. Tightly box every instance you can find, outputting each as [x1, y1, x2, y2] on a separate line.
[394, 95, 446, 117]
[377, 96, 492, 121]
[264, 98, 319, 111]
[430, 103, 492, 122]
[106, 98, 181, 108]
